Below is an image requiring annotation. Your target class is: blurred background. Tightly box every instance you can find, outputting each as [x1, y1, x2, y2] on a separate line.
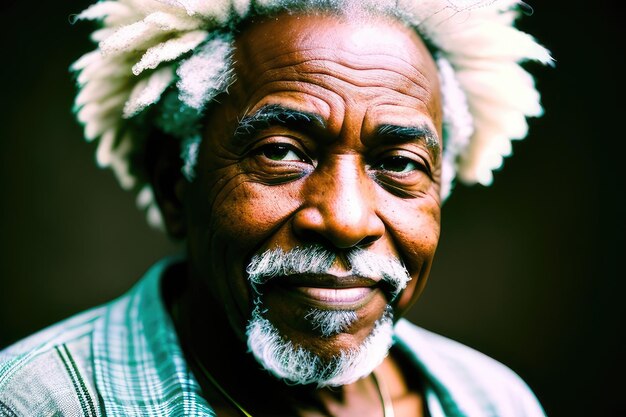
[0, 1, 623, 416]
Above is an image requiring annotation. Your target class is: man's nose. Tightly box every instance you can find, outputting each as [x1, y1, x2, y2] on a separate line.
[292, 159, 385, 249]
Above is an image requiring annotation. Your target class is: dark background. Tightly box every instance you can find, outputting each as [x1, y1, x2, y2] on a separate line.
[1, 1, 623, 416]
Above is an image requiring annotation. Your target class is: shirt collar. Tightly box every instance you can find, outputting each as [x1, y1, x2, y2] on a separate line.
[92, 258, 214, 416]
[394, 320, 536, 417]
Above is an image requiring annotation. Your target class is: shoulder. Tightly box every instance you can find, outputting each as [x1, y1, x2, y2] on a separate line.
[394, 319, 546, 417]
[0, 307, 105, 416]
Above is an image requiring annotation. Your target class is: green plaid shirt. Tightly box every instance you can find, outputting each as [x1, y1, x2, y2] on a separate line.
[0, 259, 545, 417]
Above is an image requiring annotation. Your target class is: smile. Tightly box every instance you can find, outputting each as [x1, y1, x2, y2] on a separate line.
[266, 274, 381, 310]
[295, 286, 373, 304]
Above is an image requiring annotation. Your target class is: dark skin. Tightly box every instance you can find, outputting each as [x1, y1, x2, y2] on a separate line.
[153, 12, 442, 417]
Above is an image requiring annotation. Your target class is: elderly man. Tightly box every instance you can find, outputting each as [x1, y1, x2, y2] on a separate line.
[0, 0, 551, 416]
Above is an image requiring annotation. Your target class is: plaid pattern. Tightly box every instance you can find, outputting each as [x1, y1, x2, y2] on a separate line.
[91, 258, 213, 416]
[0, 258, 545, 417]
[0, 258, 214, 416]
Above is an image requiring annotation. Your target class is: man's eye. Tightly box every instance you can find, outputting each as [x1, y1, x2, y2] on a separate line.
[377, 156, 420, 173]
[257, 144, 305, 162]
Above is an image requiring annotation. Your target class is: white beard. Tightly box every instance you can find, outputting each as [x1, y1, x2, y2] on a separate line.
[246, 303, 395, 387]
[244, 245, 407, 387]
[303, 308, 358, 337]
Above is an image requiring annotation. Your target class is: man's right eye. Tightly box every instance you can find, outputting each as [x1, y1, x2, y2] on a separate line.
[255, 144, 306, 162]
[375, 155, 420, 174]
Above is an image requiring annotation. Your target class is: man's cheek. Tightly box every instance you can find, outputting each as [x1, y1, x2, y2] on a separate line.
[385, 221, 439, 314]
[212, 181, 303, 242]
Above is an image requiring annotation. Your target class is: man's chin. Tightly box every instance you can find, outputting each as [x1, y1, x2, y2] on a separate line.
[245, 304, 395, 387]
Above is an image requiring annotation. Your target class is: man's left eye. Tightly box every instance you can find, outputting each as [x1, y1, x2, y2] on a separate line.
[257, 144, 305, 162]
[376, 156, 420, 173]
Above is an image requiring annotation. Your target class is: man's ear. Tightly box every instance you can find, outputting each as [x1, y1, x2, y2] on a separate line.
[145, 130, 188, 239]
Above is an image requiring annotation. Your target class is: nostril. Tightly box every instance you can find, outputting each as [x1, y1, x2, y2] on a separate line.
[293, 226, 375, 250]
[294, 228, 335, 247]
[356, 234, 379, 248]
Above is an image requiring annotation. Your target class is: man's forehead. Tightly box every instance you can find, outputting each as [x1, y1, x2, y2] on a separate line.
[234, 12, 435, 71]
[228, 12, 442, 135]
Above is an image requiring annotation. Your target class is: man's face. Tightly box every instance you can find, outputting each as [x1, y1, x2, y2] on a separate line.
[184, 13, 442, 365]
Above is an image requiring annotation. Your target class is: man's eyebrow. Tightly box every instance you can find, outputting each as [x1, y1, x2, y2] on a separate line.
[233, 104, 327, 146]
[376, 124, 440, 157]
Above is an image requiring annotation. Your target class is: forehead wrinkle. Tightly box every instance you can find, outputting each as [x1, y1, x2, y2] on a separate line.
[246, 62, 433, 117]
[258, 46, 430, 79]
[294, 67, 430, 100]
[249, 48, 432, 95]
[239, 46, 436, 116]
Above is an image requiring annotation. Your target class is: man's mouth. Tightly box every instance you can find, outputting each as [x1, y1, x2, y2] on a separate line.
[294, 286, 373, 303]
[266, 274, 381, 310]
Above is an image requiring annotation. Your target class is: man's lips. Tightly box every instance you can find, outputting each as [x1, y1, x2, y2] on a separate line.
[294, 286, 374, 304]
[265, 274, 381, 309]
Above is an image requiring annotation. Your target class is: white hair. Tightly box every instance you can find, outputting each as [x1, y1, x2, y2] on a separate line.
[72, 0, 552, 228]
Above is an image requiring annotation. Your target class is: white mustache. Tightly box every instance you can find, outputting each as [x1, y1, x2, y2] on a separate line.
[246, 245, 411, 299]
